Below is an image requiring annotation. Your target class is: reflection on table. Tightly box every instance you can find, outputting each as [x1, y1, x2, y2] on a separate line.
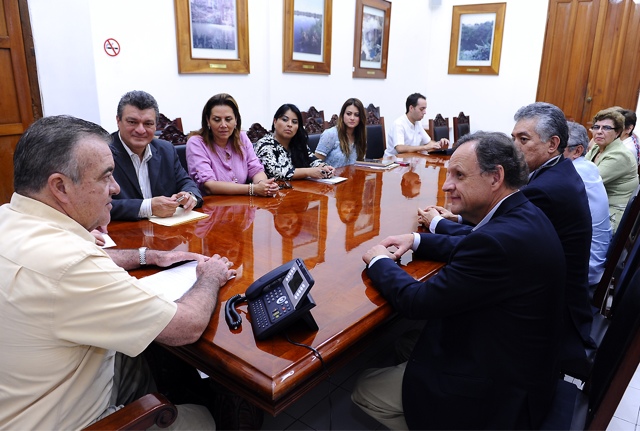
[107, 154, 449, 415]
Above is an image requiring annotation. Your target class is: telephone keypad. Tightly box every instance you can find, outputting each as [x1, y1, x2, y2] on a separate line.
[250, 285, 293, 329]
[264, 286, 292, 323]
[249, 301, 270, 330]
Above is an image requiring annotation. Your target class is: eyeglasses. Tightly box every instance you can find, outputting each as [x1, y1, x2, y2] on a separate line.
[590, 125, 616, 132]
[276, 180, 293, 189]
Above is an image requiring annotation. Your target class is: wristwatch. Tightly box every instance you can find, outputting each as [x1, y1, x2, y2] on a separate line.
[138, 246, 147, 266]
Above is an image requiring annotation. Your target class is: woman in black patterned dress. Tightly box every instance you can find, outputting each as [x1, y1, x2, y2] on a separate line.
[254, 104, 335, 180]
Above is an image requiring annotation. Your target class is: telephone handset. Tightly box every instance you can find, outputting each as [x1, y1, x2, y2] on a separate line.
[225, 258, 319, 340]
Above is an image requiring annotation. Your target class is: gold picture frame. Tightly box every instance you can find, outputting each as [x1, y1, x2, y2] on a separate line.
[283, 0, 333, 74]
[174, 0, 250, 74]
[448, 2, 506, 75]
[352, 0, 391, 79]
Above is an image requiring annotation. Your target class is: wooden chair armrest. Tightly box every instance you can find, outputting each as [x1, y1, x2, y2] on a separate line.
[84, 393, 177, 430]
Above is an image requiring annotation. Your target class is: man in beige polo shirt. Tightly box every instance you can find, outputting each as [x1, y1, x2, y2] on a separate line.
[0, 115, 234, 429]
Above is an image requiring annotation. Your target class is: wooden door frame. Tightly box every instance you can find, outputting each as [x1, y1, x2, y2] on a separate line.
[17, 0, 42, 121]
[536, 0, 640, 127]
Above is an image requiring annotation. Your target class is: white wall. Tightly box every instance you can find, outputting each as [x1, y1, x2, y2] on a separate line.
[26, 0, 549, 138]
[28, 0, 101, 123]
[423, 0, 549, 136]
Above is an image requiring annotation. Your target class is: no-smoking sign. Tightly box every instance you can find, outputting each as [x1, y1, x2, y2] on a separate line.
[104, 38, 120, 57]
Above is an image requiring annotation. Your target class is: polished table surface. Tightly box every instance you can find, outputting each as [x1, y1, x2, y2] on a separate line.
[108, 153, 449, 415]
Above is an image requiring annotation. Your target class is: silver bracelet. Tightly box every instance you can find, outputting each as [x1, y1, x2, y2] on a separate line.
[249, 183, 254, 196]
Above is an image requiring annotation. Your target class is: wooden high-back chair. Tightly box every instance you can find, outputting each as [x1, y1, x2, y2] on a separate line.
[593, 185, 640, 315]
[453, 111, 470, 142]
[246, 122, 269, 144]
[542, 267, 640, 430]
[428, 114, 450, 142]
[301, 106, 326, 135]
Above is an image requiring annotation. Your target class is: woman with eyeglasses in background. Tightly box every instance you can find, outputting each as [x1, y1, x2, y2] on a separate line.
[585, 107, 639, 232]
[254, 103, 335, 182]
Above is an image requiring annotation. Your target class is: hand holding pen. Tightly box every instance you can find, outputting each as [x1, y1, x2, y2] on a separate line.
[174, 192, 197, 212]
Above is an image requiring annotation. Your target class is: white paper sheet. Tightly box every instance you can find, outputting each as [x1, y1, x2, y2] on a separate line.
[137, 261, 198, 301]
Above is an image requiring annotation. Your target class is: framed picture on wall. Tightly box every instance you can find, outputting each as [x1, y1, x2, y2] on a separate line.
[448, 3, 506, 75]
[352, 0, 391, 79]
[174, 0, 250, 74]
[283, 0, 333, 74]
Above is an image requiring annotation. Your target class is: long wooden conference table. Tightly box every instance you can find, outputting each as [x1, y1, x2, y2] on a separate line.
[108, 153, 449, 416]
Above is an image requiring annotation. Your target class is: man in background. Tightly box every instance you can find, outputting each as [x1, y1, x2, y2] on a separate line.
[384, 93, 449, 157]
[565, 121, 612, 291]
[111, 90, 202, 220]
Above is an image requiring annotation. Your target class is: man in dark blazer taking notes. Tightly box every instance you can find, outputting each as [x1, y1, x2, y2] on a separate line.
[110, 90, 202, 221]
[352, 132, 565, 430]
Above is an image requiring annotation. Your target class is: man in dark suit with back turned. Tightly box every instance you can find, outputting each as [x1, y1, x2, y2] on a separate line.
[421, 102, 594, 377]
[352, 132, 565, 430]
[110, 90, 202, 221]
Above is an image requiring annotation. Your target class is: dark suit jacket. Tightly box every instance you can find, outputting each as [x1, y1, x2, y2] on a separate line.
[110, 133, 203, 220]
[436, 157, 593, 367]
[368, 192, 565, 430]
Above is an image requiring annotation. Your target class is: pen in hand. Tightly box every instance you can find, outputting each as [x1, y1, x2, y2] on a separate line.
[176, 195, 186, 204]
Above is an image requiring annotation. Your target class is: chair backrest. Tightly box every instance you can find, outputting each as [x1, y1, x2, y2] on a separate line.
[307, 134, 321, 153]
[365, 103, 381, 125]
[542, 267, 640, 430]
[608, 224, 640, 318]
[158, 124, 187, 145]
[301, 106, 325, 135]
[365, 123, 385, 159]
[156, 113, 174, 132]
[174, 144, 187, 172]
[247, 122, 269, 144]
[155, 114, 186, 145]
[453, 111, 470, 142]
[593, 184, 640, 313]
[326, 114, 338, 129]
[428, 114, 449, 142]
[585, 267, 640, 429]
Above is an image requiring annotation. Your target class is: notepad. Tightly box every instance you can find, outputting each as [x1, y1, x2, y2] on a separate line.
[307, 176, 348, 184]
[354, 159, 395, 167]
[149, 208, 209, 226]
[354, 162, 398, 170]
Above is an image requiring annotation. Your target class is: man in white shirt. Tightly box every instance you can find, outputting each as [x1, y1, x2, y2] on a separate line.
[565, 121, 612, 289]
[384, 93, 449, 157]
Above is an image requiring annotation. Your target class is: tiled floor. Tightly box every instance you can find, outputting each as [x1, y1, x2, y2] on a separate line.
[257, 317, 640, 431]
[607, 366, 640, 430]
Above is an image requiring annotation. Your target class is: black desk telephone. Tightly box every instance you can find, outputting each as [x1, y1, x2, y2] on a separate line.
[225, 258, 319, 340]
